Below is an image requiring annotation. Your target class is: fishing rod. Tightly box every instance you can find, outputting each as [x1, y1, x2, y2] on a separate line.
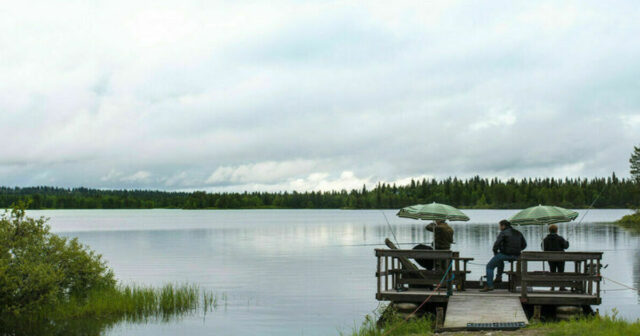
[381, 210, 400, 246]
[335, 242, 427, 247]
[577, 183, 607, 225]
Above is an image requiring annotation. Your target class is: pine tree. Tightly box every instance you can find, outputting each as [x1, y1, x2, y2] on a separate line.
[631, 145, 640, 183]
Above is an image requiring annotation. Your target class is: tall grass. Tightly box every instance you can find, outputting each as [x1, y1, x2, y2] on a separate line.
[2, 283, 230, 335]
[36, 283, 228, 323]
[342, 312, 433, 336]
[540, 312, 640, 336]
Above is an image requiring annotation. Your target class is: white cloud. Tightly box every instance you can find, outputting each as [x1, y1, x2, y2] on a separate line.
[206, 160, 317, 185]
[121, 171, 152, 182]
[1, 1, 640, 190]
[469, 110, 517, 131]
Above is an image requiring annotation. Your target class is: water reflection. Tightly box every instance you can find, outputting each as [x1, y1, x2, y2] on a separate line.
[22, 209, 639, 335]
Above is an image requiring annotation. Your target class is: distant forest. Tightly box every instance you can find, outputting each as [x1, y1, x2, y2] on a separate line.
[1, 174, 638, 210]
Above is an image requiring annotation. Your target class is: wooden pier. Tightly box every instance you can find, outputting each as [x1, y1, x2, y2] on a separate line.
[375, 248, 603, 331]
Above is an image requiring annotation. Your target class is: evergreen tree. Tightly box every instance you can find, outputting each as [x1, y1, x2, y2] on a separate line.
[630, 145, 640, 183]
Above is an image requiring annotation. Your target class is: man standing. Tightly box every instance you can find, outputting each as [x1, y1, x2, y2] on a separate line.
[543, 224, 569, 291]
[426, 219, 454, 250]
[481, 220, 527, 292]
[425, 219, 454, 270]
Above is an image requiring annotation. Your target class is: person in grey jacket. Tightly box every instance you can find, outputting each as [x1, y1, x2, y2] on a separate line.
[481, 220, 527, 292]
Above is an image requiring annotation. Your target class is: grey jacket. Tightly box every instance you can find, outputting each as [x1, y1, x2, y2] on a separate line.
[492, 227, 527, 256]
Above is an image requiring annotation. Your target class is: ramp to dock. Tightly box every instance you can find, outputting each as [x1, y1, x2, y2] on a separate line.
[443, 295, 528, 331]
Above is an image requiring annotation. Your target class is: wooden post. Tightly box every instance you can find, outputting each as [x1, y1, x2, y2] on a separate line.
[589, 259, 595, 295]
[596, 258, 601, 299]
[436, 307, 444, 330]
[384, 256, 389, 291]
[377, 255, 381, 296]
[521, 259, 528, 298]
[533, 305, 541, 321]
[392, 258, 396, 290]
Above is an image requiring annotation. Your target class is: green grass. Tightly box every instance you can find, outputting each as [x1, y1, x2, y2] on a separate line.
[345, 310, 640, 336]
[538, 312, 640, 336]
[45, 283, 217, 321]
[342, 311, 433, 336]
[1, 283, 231, 335]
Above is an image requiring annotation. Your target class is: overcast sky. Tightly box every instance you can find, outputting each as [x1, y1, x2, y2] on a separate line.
[1, 1, 639, 192]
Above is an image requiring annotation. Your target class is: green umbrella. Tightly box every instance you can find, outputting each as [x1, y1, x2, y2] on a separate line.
[509, 205, 579, 226]
[396, 202, 470, 221]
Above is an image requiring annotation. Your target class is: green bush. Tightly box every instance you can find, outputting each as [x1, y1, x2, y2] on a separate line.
[617, 209, 640, 225]
[0, 203, 115, 317]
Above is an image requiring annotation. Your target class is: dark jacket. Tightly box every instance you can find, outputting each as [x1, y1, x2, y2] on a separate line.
[543, 233, 569, 251]
[426, 222, 454, 250]
[492, 226, 527, 256]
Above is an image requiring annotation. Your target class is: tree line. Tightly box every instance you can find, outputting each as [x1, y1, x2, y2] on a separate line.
[1, 174, 638, 210]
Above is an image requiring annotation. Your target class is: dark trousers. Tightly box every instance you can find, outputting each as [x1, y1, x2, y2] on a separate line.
[548, 261, 565, 273]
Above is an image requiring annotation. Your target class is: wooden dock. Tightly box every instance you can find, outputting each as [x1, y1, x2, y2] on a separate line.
[443, 295, 528, 331]
[375, 248, 603, 331]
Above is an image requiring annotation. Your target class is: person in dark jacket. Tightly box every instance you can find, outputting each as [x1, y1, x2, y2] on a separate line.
[425, 220, 454, 250]
[543, 224, 569, 291]
[425, 219, 454, 270]
[481, 220, 527, 292]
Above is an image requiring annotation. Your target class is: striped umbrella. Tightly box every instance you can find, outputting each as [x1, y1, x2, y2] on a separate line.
[509, 205, 579, 226]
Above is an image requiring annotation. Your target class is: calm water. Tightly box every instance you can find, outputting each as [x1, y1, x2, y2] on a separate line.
[28, 209, 640, 335]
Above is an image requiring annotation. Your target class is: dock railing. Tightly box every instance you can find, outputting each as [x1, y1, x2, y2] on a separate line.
[375, 249, 473, 299]
[518, 251, 603, 302]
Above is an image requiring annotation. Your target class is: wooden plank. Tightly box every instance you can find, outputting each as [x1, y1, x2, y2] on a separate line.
[443, 296, 528, 331]
[520, 252, 602, 261]
[377, 256, 381, 295]
[377, 288, 601, 306]
[378, 291, 449, 303]
[522, 274, 601, 282]
[376, 248, 454, 260]
[521, 260, 528, 298]
[385, 256, 389, 291]
[382, 240, 421, 272]
[398, 278, 450, 285]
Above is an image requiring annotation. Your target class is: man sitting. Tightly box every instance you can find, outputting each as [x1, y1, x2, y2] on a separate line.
[481, 220, 527, 292]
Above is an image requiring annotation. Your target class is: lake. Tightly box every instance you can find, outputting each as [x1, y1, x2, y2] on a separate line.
[28, 209, 640, 335]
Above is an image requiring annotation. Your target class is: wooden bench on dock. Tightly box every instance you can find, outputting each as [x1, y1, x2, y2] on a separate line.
[375, 244, 474, 299]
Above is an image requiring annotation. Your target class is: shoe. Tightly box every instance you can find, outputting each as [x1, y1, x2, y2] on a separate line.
[559, 287, 567, 291]
[494, 277, 502, 284]
[480, 285, 494, 292]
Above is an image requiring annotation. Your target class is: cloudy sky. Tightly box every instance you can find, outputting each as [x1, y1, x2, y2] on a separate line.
[1, 1, 639, 191]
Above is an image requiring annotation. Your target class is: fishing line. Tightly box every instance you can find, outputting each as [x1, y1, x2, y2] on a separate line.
[334, 242, 422, 247]
[603, 276, 639, 291]
[578, 183, 607, 225]
[381, 210, 400, 247]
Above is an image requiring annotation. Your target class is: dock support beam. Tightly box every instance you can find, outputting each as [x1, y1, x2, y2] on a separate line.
[532, 305, 541, 322]
[436, 307, 444, 330]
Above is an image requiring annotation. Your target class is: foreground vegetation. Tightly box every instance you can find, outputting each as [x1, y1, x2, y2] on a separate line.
[616, 209, 640, 231]
[346, 312, 640, 336]
[0, 205, 222, 335]
[2, 174, 639, 210]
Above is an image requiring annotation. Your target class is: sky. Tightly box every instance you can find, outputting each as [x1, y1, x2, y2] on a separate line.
[1, 0, 639, 192]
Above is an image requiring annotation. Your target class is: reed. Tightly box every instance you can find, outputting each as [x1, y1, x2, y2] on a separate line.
[43, 283, 214, 321]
